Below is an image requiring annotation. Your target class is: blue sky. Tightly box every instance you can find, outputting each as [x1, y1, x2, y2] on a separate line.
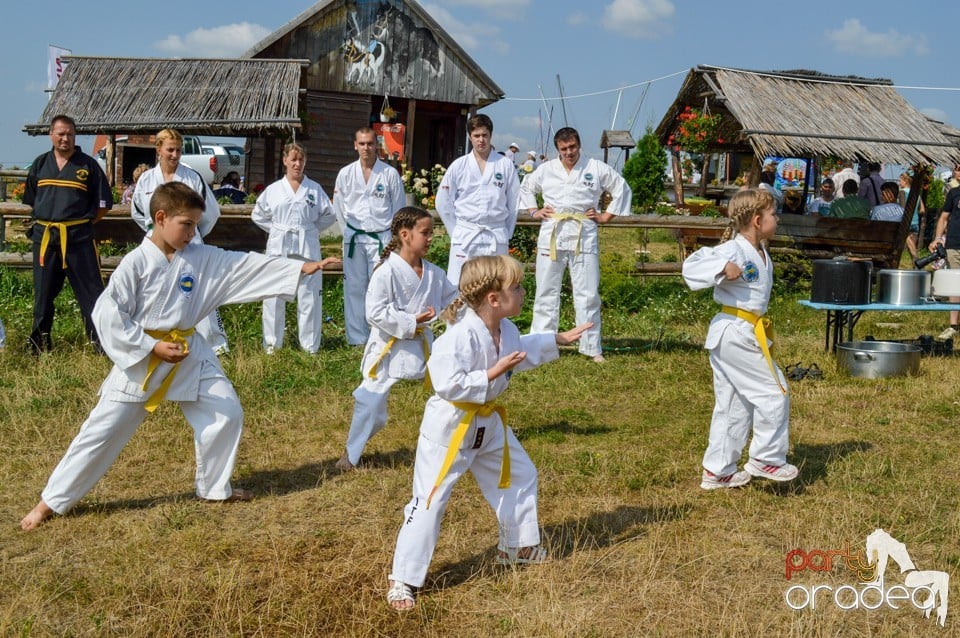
[2, 0, 957, 170]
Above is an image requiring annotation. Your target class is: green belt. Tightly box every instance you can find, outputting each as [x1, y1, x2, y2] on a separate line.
[346, 223, 387, 258]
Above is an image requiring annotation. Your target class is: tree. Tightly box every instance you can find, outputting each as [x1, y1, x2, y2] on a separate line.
[622, 125, 667, 210]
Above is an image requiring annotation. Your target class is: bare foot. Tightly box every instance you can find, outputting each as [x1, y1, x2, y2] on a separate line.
[21, 500, 55, 531]
[335, 451, 355, 473]
[387, 580, 415, 610]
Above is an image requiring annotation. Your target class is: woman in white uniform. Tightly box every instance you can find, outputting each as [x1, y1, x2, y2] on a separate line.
[252, 143, 336, 353]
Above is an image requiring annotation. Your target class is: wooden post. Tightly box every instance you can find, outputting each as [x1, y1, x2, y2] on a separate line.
[403, 98, 417, 168]
[106, 134, 116, 186]
[670, 148, 684, 205]
[748, 155, 762, 187]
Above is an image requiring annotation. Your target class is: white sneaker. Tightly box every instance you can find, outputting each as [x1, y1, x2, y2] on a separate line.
[938, 327, 957, 341]
[264, 346, 275, 355]
[745, 459, 799, 482]
[700, 469, 751, 490]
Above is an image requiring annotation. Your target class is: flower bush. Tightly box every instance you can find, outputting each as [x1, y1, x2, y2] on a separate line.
[667, 106, 723, 155]
[10, 182, 25, 202]
[401, 163, 446, 208]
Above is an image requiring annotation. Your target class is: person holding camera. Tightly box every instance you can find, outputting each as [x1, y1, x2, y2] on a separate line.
[930, 165, 960, 340]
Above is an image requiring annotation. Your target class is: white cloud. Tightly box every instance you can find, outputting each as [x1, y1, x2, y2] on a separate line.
[154, 22, 272, 58]
[825, 19, 928, 57]
[920, 108, 950, 125]
[601, 0, 674, 38]
[567, 12, 589, 26]
[422, 4, 509, 54]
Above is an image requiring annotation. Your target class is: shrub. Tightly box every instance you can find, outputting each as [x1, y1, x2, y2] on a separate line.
[622, 125, 666, 211]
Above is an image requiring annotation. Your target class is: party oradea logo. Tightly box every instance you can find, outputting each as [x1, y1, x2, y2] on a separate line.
[784, 529, 948, 627]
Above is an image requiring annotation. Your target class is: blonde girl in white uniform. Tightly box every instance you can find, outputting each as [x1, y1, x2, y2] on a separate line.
[682, 188, 798, 490]
[387, 255, 590, 610]
[252, 143, 337, 353]
[336, 207, 458, 471]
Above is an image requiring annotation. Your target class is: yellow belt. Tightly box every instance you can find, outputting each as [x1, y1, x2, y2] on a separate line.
[549, 212, 590, 261]
[427, 401, 508, 508]
[36, 219, 90, 269]
[366, 327, 432, 390]
[721, 305, 786, 395]
[142, 328, 196, 413]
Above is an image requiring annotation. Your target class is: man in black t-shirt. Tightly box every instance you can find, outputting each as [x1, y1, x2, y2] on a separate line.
[22, 114, 112, 353]
[931, 166, 960, 340]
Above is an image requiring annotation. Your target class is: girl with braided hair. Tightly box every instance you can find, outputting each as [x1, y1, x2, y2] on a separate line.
[387, 254, 590, 610]
[682, 188, 798, 490]
[336, 207, 458, 471]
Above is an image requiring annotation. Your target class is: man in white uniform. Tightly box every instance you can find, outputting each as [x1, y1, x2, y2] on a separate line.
[519, 127, 632, 362]
[333, 127, 406, 345]
[435, 114, 519, 285]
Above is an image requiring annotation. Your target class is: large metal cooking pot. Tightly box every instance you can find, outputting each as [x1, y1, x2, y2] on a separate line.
[876, 269, 931, 305]
[811, 258, 872, 304]
[836, 341, 921, 378]
[931, 270, 960, 297]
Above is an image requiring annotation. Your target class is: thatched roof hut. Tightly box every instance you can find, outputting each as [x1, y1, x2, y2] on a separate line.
[655, 65, 960, 166]
[23, 57, 306, 137]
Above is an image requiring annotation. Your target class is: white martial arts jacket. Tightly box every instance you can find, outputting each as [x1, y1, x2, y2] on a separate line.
[435, 152, 519, 252]
[421, 308, 557, 445]
[252, 176, 335, 260]
[333, 159, 405, 250]
[681, 234, 774, 350]
[519, 157, 631, 254]
[360, 253, 459, 379]
[94, 238, 303, 402]
[131, 164, 221, 238]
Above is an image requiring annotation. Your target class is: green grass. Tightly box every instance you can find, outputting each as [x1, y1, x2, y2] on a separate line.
[2, 236, 959, 636]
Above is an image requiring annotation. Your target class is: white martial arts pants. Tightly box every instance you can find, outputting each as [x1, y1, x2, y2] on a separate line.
[342, 241, 381, 346]
[390, 421, 540, 588]
[40, 374, 245, 514]
[703, 322, 790, 477]
[531, 249, 602, 356]
[344, 375, 401, 464]
[446, 241, 508, 286]
[262, 272, 322, 353]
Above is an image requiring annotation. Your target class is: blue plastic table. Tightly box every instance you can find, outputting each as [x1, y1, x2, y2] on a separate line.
[798, 300, 960, 351]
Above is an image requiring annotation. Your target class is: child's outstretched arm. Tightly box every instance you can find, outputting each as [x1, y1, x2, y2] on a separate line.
[415, 306, 436, 323]
[301, 257, 342, 275]
[556, 322, 593, 345]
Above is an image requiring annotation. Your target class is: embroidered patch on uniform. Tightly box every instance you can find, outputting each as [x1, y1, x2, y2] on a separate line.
[495, 172, 503, 181]
[306, 193, 316, 206]
[76, 168, 89, 182]
[376, 183, 384, 192]
[742, 261, 760, 282]
[584, 172, 594, 181]
[471, 427, 486, 449]
[179, 274, 196, 296]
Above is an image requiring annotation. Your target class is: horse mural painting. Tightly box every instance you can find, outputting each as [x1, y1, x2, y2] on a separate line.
[342, 10, 385, 87]
[375, 3, 442, 87]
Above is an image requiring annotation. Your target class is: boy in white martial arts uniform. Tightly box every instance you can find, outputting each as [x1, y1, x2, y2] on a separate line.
[336, 207, 459, 471]
[520, 127, 631, 363]
[386, 255, 590, 610]
[252, 142, 337, 353]
[333, 127, 406, 345]
[20, 182, 340, 531]
[131, 129, 229, 354]
[681, 188, 798, 490]
[435, 114, 519, 285]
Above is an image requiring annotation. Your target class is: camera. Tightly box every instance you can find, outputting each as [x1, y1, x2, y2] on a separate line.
[915, 243, 947, 269]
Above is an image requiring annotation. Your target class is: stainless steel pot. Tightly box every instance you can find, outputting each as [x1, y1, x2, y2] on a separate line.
[836, 341, 921, 378]
[876, 269, 931, 305]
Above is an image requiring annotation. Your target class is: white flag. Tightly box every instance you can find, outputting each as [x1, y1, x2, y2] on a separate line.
[47, 45, 71, 90]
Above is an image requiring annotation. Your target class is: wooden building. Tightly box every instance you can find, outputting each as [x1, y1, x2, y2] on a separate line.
[243, 0, 504, 191]
[653, 65, 960, 267]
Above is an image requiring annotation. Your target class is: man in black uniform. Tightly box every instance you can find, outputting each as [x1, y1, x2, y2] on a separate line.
[22, 114, 112, 353]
